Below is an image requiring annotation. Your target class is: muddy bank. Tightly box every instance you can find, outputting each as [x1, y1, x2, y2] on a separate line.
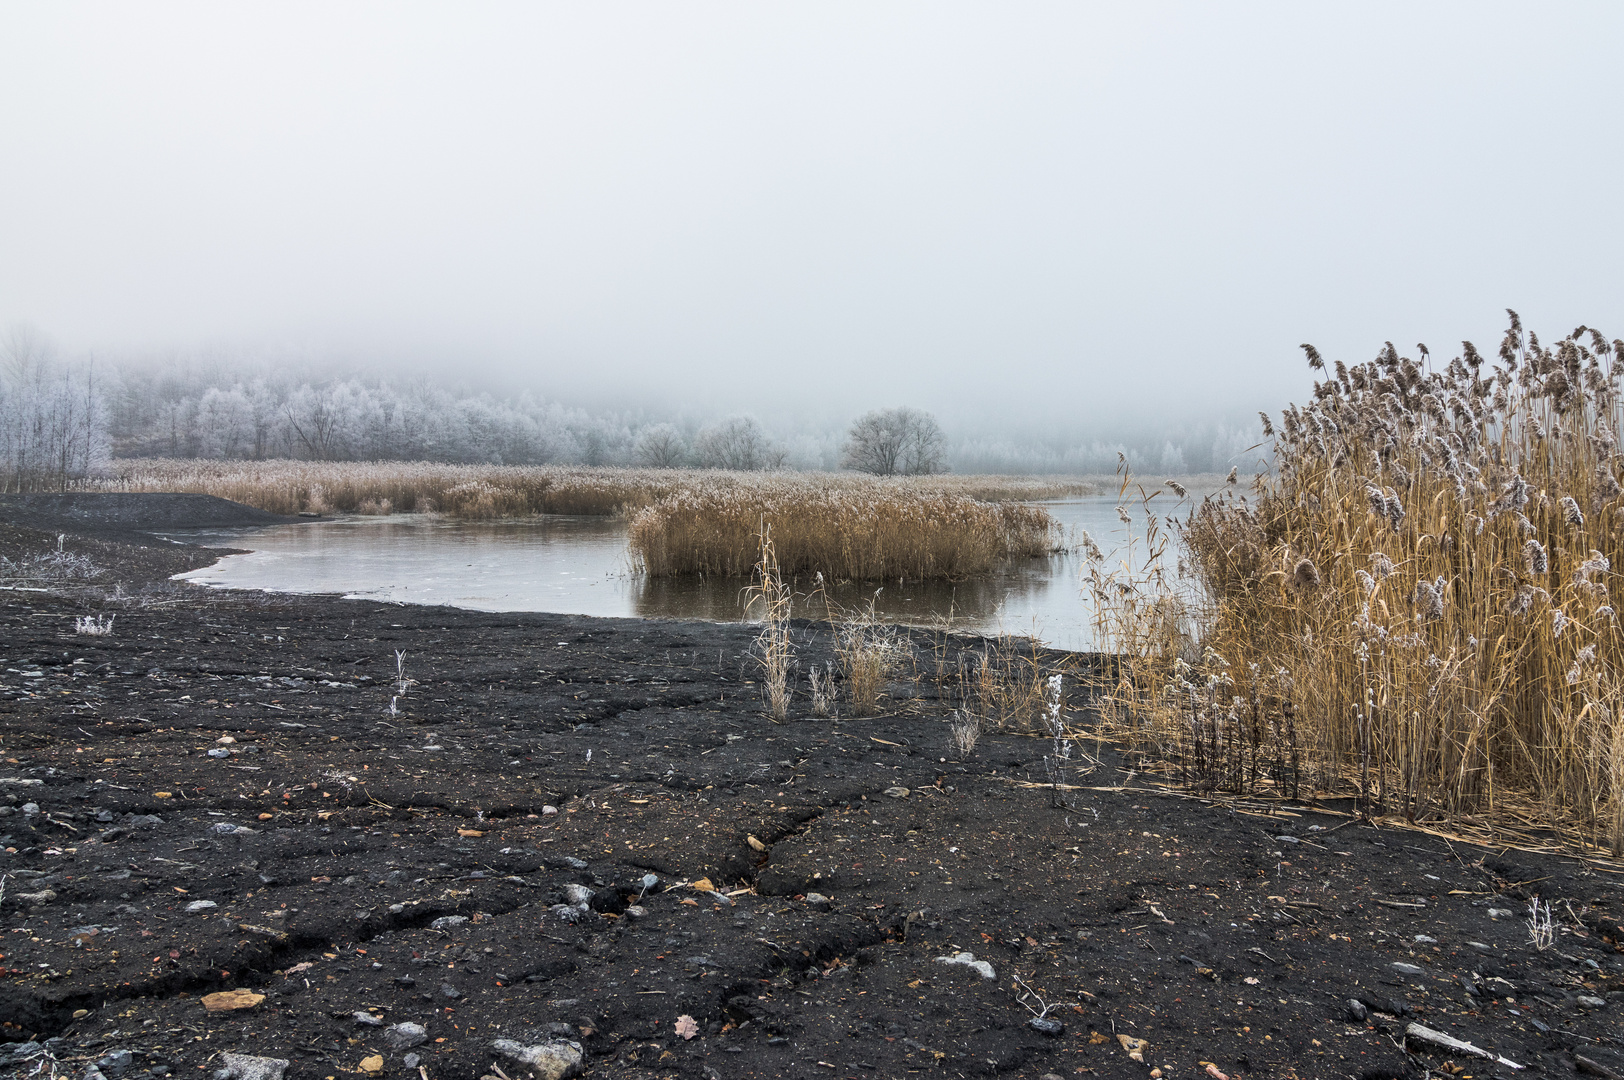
[0, 494, 300, 540]
[0, 511, 1622, 1080]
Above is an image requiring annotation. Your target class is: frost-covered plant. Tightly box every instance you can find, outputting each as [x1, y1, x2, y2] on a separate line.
[1527, 895, 1555, 951]
[73, 614, 115, 636]
[0, 546, 104, 583]
[1041, 674, 1073, 807]
[835, 599, 907, 717]
[949, 709, 981, 758]
[808, 661, 837, 719]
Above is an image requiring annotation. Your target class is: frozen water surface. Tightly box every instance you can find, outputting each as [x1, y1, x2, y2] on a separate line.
[177, 497, 1175, 653]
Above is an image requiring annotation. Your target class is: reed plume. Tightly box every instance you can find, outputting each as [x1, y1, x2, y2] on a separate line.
[1110, 314, 1624, 856]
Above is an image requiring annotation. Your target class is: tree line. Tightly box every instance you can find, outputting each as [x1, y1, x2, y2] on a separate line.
[2, 326, 1262, 487]
[1, 334, 947, 484]
[100, 354, 954, 475]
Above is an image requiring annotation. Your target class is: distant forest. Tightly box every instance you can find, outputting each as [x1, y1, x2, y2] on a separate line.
[2, 330, 1263, 489]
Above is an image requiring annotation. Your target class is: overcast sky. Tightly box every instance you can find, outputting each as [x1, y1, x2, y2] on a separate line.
[2, 3, 1621, 433]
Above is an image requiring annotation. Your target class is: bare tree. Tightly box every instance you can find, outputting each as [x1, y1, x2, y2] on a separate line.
[2, 324, 49, 385]
[283, 383, 353, 460]
[840, 407, 946, 476]
[695, 415, 782, 470]
[634, 423, 688, 467]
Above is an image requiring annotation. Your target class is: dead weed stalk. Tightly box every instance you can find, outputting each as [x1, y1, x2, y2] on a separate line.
[747, 522, 795, 721]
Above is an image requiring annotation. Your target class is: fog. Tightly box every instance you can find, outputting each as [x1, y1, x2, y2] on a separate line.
[3, 3, 1622, 465]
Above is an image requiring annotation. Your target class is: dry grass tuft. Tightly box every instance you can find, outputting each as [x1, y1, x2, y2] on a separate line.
[955, 639, 1056, 734]
[1098, 316, 1624, 856]
[948, 709, 981, 758]
[808, 662, 837, 719]
[629, 481, 1057, 581]
[834, 599, 909, 716]
[747, 524, 794, 722]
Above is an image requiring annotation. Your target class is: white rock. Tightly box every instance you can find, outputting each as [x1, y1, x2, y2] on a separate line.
[216, 1054, 290, 1080]
[186, 900, 218, 914]
[490, 1037, 584, 1080]
[385, 1022, 428, 1050]
[935, 951, 995, 980]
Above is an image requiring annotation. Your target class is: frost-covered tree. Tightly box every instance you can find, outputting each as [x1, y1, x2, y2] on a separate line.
[634, 423, 688, 467]
[283, 383, 352, 460]
[0, 325, 109, 490]
[695, 415, 781, 470]
[197, 387, 254, 458]
[840, 407, 945, 476]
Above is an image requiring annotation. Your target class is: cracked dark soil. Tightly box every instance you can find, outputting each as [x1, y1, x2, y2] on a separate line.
[2, 514, 1624, 1080]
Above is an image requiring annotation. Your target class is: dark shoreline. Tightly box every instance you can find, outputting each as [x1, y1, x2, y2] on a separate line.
[1, 504, 1621, 1079]
[0, 493, 302, 538]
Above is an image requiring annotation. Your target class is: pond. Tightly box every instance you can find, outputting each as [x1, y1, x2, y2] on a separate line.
[175, 496, 1184, 652]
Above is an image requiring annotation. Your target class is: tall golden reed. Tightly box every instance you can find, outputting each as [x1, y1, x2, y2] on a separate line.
[627, 483, 1057, 581]
[1116, 315, 1624, 854]
[87, 459, 1090, 522]
[90, 460, 688, 517]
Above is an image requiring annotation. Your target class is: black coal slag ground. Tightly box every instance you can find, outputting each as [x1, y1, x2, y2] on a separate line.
[1, 522, 1623, 1080]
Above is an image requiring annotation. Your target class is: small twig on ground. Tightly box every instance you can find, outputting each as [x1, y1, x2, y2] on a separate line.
[1011, 973, 1055, 1019]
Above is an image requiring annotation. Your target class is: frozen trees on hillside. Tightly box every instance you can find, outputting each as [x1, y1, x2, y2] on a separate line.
[108, 375, 628, 466]
[0, 326, 109, 491]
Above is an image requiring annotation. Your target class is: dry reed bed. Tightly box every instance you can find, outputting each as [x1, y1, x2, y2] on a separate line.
[1097, 314, 1624, 855]
[88, 459, 1092, 520]
[629, 483, 1058, 580]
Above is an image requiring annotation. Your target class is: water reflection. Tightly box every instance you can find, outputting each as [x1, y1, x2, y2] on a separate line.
[176, 496, 1159, 652]
[627, 557, 1080, 639]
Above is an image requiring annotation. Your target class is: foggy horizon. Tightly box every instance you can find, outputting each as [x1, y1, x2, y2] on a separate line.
[4, 4, 1622, 441]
